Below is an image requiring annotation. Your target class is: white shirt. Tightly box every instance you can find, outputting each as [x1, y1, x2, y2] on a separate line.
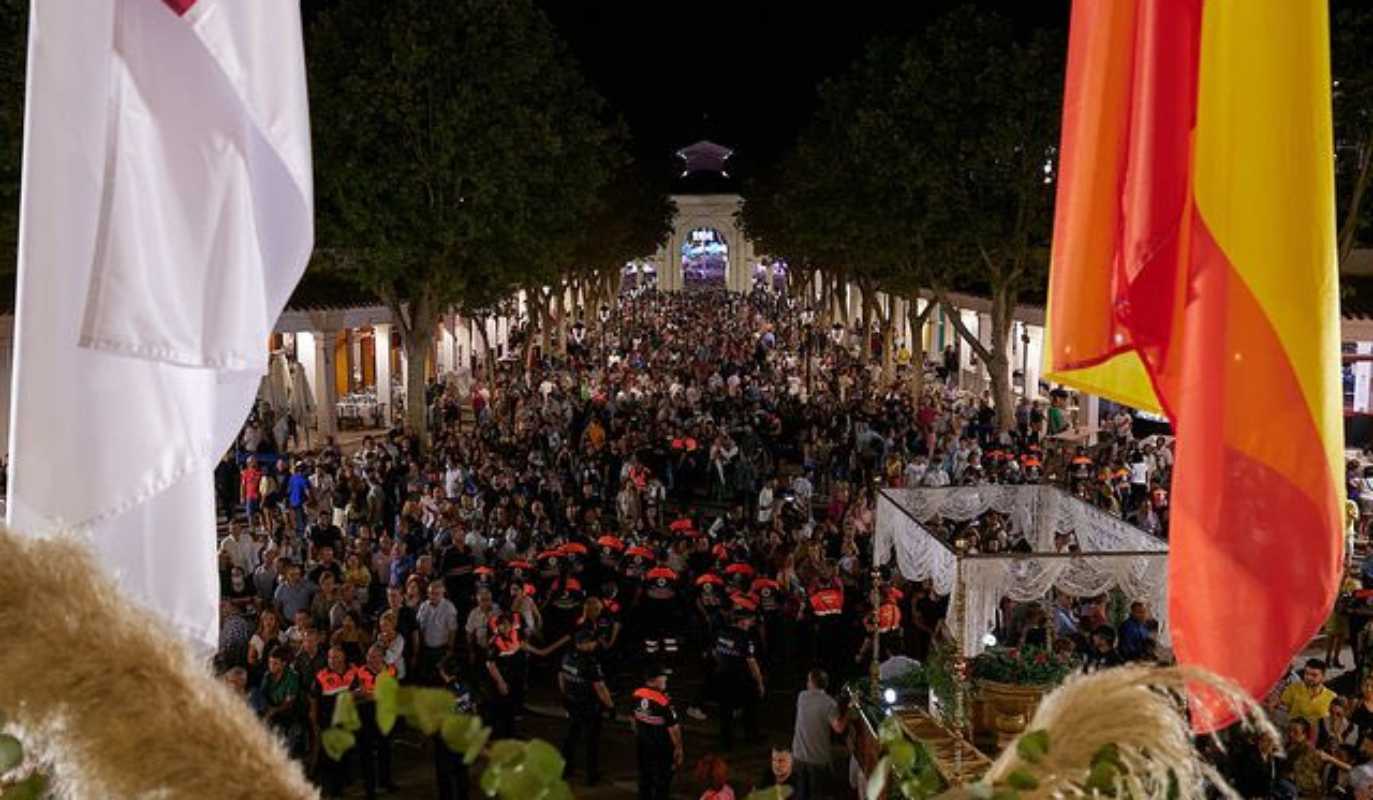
[465, 604, 500, 650]
[1129, 462, 1149, 485]
[417, 598, 459, 649]
[222, 532, 260, 574]
[757, 486, 775, 523]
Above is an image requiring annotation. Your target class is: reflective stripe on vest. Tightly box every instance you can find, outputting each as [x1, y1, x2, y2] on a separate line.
[809, 587, 843, 616]
[316, 667, 357, 696]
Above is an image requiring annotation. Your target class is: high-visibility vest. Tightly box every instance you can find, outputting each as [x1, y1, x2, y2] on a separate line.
[316, 666, 357, 696]
[809, 585, 844, 617]
[878, 603, 902, 633]
[356, 664, 397, 694]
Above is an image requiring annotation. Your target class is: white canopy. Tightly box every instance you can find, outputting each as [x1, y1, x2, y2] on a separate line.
[874, 485, 1169, 657]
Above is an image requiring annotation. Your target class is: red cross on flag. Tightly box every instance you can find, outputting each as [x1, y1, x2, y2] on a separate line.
[7, 0, 313, 650]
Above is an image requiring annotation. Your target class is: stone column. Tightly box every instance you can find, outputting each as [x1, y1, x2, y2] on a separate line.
[1357, 342, 1372, 414]
[374, 323, 392, 426]
[313, 329, 339, 437]
[1025, 325, 1044, 400]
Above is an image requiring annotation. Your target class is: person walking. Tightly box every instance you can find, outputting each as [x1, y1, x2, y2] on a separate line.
[713, 609, 764, 753]
[633, 663, 683, 800]
[558, 629, 614, 786]
[791, 669, 848, 800]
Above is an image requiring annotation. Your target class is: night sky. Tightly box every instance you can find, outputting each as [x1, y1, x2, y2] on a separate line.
[538, 2, 1070, 177]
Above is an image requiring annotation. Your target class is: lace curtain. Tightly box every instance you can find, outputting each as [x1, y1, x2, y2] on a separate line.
[875, 487, 1169, 657]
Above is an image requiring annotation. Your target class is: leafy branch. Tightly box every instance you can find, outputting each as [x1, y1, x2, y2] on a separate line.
[321, 674, 571, 800]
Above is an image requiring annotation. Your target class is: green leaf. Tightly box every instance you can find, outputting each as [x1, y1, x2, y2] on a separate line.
[523, 739, 565, 780]
[410, 688, 457, 735]
[878, 717, 905, 744]
[441, 714, 482, 754]
[1091, 742, 1121, 769]
[888, 739, 917, 772]
[0, 734, 22, 772]
[321, 727, 356, 762]
[1, 772, 46, 800]
[498, 765, 548, 800]
[463, 726, 492, 766]
[332, 691, 362, 733]
[375, 673, 401, 735]
[480, 764, 504, 797]
[486, 739, 527, 768]
[542, 781, 574, 800]
[866, 756, 890, 800]
[967, 783, 995, 800]
[990, 791, 1020, 800]
[1015, 729, 1050, 764]
[1006, 770, 1039, 791]
[1085, 761, 1119, 796]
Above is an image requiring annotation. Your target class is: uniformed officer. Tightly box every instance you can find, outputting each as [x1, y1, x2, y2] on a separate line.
[713, 609, 764, 752]
[632, 662, 684, 800]
[483, 612, 526, 739]
[558, 629, 615, 786]
[355, 644, 398, 798]
[807, 563, 846, 681]
[311, 645, 360, 799]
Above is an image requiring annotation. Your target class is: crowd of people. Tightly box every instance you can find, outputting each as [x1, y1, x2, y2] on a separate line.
[213, 287, 1182, 799]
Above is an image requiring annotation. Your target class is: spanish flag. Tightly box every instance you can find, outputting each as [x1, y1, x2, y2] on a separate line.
[1046, 0, 1344, 722]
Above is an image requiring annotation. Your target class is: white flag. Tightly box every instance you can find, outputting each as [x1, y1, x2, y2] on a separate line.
[7, 0, 313, 650]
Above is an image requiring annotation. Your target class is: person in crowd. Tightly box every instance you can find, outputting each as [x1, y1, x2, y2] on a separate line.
[633, 662, 683, 800]
[791, 669, 847, 800]
[311, 645, 360, 799]
[757, 745, 800, 796]
[1273, 659, 1337, 732]
[695, 754, 735, 800]
[558, 628, 615, 786]
[417, 579, 460, 684]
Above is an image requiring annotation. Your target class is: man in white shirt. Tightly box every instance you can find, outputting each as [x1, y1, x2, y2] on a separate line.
[757, 478, 776, 525]
[465, 589, 501, 656]
[417, 580, 459, 683]
[221, 522, 260, 575]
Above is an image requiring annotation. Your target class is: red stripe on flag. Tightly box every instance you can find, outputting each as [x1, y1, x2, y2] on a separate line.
[1164, 212, 1342, 729]
[162, 0, 197, 15]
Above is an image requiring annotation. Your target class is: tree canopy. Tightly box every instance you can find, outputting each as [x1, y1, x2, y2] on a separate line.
[307, 0, 624, 441]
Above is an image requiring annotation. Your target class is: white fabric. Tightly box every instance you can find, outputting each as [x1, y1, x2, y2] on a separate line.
[875, 487, 1168, 657]
[8, 0, 312, 651]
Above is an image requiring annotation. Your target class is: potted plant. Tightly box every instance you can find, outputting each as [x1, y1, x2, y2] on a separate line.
[970, 647, 1078, 747]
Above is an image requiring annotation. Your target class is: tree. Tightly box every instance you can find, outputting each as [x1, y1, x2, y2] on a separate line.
[918, 9, 1063, 431]
[1333, 5, 1373, 267]
[307, 0, 618, 446]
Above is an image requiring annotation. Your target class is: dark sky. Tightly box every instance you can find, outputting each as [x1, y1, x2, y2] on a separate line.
[538, 2, 1069, 175]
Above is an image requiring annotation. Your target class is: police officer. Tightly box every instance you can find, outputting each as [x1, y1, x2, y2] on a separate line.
[355, 645, 398, 798]
[713, 609, 764, 752]
[311, 645, 359, 799]
[632, 663, 683, 800]
[483, 612, 525, 739]
[558, 629, 614, 786]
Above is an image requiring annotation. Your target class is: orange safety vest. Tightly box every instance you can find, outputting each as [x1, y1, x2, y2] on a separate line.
[316, 666, 358, 696]
[809, 585, 844, 617]
[356, 664, 397, 694]
[877, 603, 902, 633]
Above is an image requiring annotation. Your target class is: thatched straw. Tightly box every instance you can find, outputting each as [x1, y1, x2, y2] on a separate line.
[938, 665, 1276, 800]
[0, 528, 316, 799]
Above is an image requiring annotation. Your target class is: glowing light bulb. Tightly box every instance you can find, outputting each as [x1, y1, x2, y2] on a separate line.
[883, 688, 897, 705]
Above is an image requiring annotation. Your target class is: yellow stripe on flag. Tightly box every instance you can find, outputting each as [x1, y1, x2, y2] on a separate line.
[1191, 0, 1343, 486]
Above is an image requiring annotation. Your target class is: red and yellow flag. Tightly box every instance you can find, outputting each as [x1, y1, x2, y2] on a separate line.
[1046, 0, 1344, 722]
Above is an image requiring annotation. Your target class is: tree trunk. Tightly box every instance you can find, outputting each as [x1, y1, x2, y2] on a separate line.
[907, 296, 933, 401]
[474, 317, 495, 378]
[403, 325, 433, 450]
[553, 289, 568, 356]
[987, 290, 1016, 432]
[1341, 133, 1373, 269]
